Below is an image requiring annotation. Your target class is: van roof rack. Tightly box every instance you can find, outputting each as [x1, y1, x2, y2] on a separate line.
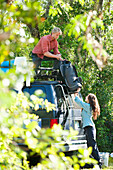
[33, 58, 62, 81]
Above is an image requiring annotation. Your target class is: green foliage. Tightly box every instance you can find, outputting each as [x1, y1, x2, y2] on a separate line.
[0, 0, 113, 169]
[0, 89, 95, 169]
[43, 0, 113, 154]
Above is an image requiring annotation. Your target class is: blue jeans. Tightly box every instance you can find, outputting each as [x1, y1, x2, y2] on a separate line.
[31, 52, 60, 69]
[84, 126, 101, 165]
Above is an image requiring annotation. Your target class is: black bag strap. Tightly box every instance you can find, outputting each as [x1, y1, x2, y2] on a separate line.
[61, 60, 71, 77]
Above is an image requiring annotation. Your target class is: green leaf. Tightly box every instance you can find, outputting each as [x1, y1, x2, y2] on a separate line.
[26, 121, 38, 130]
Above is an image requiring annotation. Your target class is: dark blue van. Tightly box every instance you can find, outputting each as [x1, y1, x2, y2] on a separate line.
[21, 58, 87, 152]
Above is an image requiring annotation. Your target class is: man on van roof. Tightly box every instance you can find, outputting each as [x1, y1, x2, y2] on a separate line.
[32, 27, 64, 61]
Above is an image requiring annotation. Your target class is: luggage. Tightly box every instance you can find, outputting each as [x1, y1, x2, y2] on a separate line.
[59, 60, 82, 93]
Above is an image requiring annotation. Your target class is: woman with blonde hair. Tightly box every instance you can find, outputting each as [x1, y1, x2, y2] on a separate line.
[74, 91, 102, 169]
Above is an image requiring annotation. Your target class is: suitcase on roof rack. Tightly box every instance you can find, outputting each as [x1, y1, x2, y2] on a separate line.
[59, 60, 82, 93]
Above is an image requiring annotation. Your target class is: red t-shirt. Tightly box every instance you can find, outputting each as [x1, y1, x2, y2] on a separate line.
[32, 34, 60, 59]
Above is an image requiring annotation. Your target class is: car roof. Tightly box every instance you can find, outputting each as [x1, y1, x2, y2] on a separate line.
[31, 81, 60, 85]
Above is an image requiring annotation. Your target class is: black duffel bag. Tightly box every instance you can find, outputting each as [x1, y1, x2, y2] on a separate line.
[59, 60, 82, 93]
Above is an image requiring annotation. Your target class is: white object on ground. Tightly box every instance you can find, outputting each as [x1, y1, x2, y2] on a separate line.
[99, 152, 109, 167]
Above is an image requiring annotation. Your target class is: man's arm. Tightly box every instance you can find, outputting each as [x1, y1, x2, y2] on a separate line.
[44, 51, 64, 61]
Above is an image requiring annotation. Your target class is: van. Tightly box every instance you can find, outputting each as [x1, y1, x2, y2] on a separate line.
[20, 58, 87, 153]
[1, 57, 87, 165]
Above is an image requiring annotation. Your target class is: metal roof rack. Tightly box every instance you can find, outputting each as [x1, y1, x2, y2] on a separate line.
[32, 57, 62, 81]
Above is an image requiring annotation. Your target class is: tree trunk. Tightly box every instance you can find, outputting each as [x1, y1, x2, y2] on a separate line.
[98, 0, 103, 11]
[27, 24, 40, 39]
[94, 0, 103, 12]
[44, 0, 52, 19]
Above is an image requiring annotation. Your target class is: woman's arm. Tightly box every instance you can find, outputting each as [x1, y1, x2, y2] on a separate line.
[74, 94, 90, 111]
